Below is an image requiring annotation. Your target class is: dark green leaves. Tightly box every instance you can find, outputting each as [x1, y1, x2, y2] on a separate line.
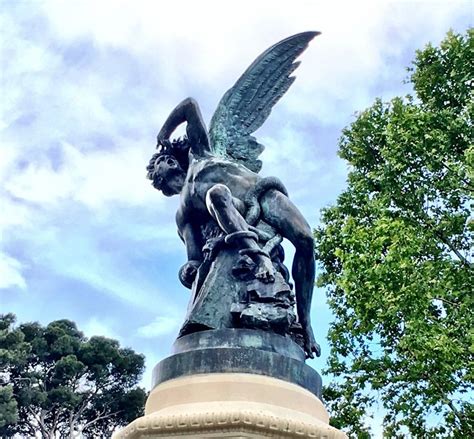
[0, 314, 147, 438]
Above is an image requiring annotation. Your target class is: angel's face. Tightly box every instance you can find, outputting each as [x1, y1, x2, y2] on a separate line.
[150, 154, 186, 196]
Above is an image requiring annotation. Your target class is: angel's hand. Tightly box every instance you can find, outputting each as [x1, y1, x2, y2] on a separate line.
[157, 126, 172, 148]
[179, 260, 200, 289]
[157, 133, 172, 149]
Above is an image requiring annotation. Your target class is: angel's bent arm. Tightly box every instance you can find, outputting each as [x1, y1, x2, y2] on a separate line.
[157, 97, 209, 156]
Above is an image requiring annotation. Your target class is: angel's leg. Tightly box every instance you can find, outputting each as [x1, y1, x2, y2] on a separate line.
[206, 184, 275, 283]
[260, 189, 320, 358]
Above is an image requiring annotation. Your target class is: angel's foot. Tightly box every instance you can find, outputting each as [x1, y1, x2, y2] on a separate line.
[238, 247, 275, 283]
[254, 255, 276, 283]
[202, 236, 226, 261]
[303, 324, 321, 358]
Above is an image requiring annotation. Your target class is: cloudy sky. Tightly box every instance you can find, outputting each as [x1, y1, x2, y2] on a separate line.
[1, 0, 471, 412]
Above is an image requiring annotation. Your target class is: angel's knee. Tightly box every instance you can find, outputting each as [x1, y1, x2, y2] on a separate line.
[206, 184, 232, 210]
[283, 217, 314, 258]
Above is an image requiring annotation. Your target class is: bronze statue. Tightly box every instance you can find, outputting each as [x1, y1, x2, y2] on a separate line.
[147, 32, 321, 358]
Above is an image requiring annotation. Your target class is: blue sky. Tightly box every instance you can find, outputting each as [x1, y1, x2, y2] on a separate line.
[1, 0, 471, 433]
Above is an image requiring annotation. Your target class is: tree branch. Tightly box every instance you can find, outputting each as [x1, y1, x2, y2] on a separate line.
[80, 409, 122, 434]
[432, 229, 473, 268]
[403, 208, 473, 268]
[433, 297, 460, 308]
[440, 161, 474, 191]
[405, 347, 466, 427]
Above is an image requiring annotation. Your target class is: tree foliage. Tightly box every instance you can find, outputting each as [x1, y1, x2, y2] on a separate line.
[0, 314, 147, 438]
[315, 30, 473, 438]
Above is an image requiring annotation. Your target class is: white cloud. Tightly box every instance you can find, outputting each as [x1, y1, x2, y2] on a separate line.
[35, 0, 469, 125]
[4, 145, 78, 205]
[1, 0, 468, 306]
[0, 253, 27, 290]
[136, 315, 181, 338]
[2, 0, 468, 223]
[0, 196, 32, 232]
[82, 316, 121, 341]
[3, 141, 163, 209]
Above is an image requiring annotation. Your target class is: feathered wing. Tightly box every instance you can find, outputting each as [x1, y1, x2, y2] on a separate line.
[208, 31, 319, 172]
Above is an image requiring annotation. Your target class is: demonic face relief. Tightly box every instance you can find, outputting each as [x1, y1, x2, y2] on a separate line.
[149, 154, 186, 196]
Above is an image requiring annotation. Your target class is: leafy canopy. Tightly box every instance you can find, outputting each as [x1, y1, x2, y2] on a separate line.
[315, 29, 473, 438]
[0, 314, 147, 438]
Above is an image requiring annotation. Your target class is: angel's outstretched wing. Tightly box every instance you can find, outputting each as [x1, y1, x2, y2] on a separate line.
[208, 31, 319, 173]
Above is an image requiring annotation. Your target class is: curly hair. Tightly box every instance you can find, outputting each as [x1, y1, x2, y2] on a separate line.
[146, 137, 190, 180]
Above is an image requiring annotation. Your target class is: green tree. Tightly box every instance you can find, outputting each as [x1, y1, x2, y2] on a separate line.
[0, 385, 18, 431]
[0, 314, 147, 438]
[315, 30, 473, 438]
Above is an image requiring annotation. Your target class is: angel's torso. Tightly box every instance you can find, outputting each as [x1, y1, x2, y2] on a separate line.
[176, 157, 259, 227]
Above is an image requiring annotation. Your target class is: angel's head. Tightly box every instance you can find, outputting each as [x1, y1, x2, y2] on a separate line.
[146, 138, 189, 196]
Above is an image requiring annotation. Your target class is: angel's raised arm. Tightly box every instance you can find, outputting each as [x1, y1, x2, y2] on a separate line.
[157, 97, 210, 157]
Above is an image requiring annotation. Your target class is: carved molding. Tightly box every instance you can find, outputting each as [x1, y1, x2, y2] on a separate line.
[114, 408, 347, 438]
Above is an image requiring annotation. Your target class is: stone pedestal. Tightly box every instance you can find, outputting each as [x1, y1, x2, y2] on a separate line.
[113, 329, 347, 438]
[114, 373, 345, 438]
